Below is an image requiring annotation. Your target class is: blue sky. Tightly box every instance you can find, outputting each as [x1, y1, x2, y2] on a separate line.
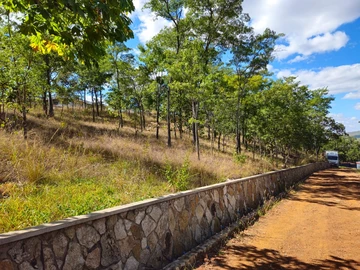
[126, 0, 360, 132]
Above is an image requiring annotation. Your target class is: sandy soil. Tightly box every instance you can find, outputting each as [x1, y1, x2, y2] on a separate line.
[196, 168, 360, 269]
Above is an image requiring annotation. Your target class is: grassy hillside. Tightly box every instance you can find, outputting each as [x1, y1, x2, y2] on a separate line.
[0, 107, 284, 233]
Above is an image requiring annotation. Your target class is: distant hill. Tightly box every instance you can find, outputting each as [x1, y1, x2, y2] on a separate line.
[348, 131, 360, 139]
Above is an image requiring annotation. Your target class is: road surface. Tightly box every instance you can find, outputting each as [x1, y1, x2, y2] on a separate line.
[196, 168, 360, 269]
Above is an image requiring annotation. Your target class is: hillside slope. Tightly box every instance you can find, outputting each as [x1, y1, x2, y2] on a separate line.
[0, 107, 279, 233]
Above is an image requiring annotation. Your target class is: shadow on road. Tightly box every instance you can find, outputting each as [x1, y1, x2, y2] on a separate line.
[288, 169, 360, 211]
[208, 244, 360, 269]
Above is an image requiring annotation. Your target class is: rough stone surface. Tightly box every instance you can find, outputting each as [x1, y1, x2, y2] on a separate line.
[130, 224, 142, 240]
[174, 197, 185, 212]
[53, 233, 68, 259]
[155, 214, 168, 240]
[106, 215, 118, 231]
[135, 210, 145, 225]
[0, 260, 14, 270]
[19, 261, 36, 270]
[132, 240, 142, 261]
[178, 210, 189, 231]
[141, 237, 147, 250]
[76, 225, 100, 249]
[100, 232, 121, 267]
[63, 242, 85, 270]
[24, 238, 41, 260]
[109, 261, 123, 270]
[124, 219, 132, 231]
[168, 208, 176, 234]
[147, 231, 158, 252]
[124, 256, 139, 270]
[65, 227, 75, 240]
[85, 247, 101, 269]
[118, 237, 136, 260]
[139, 248, 151, 264]
[195, 204, 204, 222]
[141, 215, 157, 237]
[8, 242, 29, 264]
[93, 218, 106, 235]
[114, 219, 127, 240]
[150, 206, 162, 222]
[43, 246, 57, 270]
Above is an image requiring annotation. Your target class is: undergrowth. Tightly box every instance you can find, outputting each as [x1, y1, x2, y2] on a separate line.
[0, 108, 278, 233]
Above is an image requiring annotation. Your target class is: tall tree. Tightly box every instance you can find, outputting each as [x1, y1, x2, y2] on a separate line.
[230, 28, 281, 153]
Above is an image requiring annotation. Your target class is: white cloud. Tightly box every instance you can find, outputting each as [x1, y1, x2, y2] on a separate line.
[276, 31, 349, 60]
[355, 103, 360, 110]
[329, 113, 359, 132]
[243, 0, 360, 60]
[288, 55, 308, 64]
[276, 64, 360, 95]
[130, 0, 172, 44]
[343, 92, 360, 99]
[276, 69, 293, 78]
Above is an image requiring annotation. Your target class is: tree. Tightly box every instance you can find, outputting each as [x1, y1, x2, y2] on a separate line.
[107, 42, 133, 129]
[0, 22, 43, 139]
[230, 28, 281, 153]
[1, 0, 135, 64]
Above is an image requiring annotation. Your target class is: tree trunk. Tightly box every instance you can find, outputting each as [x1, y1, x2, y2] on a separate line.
[192, 100, 200, 160]
[118, 109, 123, 129]
[173, 111, 177, 139]
[222, 135, 226, 152]
[45, 55, 54, 118]
[179, 108, 183, 139]
[252, 141, 256, 160]
[156, 84, 160, 139]
[100, 89, 103, 112]
[91, 89, 95, 122]
[94, 90, 99, 116]
[120, 110, 124, 128]
[139, 108, 143, 132]
[42, 90, 48, 116]
[167, 85, 171, 147]
[48, 90, 54, 117]
[141, 103, 146, 130]
[83, 89, 86, 108]
[218, 132, 221, 151]
[192, 123, 196, 146]
[207, 122, 211, 140]
[22, 105, 27, 140]
[22, 85, 27, 140]
[235, 92, 241, 154]
[211, 126, 215, 155]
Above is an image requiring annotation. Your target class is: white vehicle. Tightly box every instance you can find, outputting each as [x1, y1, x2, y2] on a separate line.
[325, 151, 339, 167]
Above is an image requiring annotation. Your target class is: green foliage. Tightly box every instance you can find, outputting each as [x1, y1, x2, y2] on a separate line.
[324, 135, 360, 162]
[1, 0, 135, 63]
[233, 152, 247, 164]
[164, 157, 191, 191]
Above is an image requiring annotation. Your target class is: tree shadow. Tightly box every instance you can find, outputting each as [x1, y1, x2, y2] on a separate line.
[205, 245, 360, 269]
[288, 169, 360, 211]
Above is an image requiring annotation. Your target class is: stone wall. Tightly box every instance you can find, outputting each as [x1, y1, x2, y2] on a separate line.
[0, 163, 329, 270]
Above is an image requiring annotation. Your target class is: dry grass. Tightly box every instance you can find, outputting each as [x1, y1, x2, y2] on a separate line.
[0, 107, 278, 233]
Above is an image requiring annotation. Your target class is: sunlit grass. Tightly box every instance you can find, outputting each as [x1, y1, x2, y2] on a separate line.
[0, 107, 278, 233]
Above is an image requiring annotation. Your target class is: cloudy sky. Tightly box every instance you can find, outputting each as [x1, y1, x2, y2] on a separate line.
[126, 0, 360, 132]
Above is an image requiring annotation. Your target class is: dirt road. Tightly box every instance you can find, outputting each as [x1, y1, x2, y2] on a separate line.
[196, 168, 360, 269]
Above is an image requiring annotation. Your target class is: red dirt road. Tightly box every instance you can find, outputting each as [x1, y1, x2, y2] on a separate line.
[196, 168, 360, 269]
